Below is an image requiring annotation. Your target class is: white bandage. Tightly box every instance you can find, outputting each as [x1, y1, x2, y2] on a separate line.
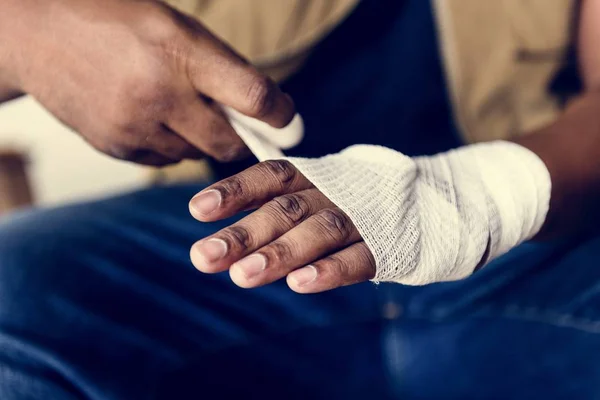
[222, 106, 304, 161]
[223, 108, 551, 285]
[286, 142, 551, 285]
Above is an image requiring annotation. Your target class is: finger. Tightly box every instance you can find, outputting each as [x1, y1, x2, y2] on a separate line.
[189, 160, 314, 221]
[108, 148, 177, 167]
[287, 242, 376, 294]
[93, 121, 198, 165]
[145, 124, 205, 160]
[166, 95, 248, 162]
[229, 207, 361, 289]
[190, 189, 334, 273]
[182, 21, 295, 127]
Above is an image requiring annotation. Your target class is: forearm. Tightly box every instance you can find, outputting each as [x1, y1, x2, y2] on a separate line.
[520, 0, 600, 239]
[514, 92, 600, 239]
[514, 0, 600, 239]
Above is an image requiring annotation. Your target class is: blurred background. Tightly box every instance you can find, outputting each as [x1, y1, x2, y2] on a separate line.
[0, 97, 147, 213]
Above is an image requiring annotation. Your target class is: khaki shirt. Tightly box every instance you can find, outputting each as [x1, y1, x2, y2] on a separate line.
[157, 0, 577, 181]
[434, 0, 576, 143]
[165, 0, 359, 81]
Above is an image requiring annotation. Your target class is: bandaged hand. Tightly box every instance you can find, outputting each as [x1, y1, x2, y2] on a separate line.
[189, 141, 551, 292]
[189, 159, 373, 293]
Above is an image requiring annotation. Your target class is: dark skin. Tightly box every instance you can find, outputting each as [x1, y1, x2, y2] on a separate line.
[1, 0, 599, 293]
[188, 0, 600, 293]
[188, 160, 375, 293]
[0, 0, 295, 165]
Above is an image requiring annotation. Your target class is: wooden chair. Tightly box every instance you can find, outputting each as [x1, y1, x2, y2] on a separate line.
[0, 150, 33, 215]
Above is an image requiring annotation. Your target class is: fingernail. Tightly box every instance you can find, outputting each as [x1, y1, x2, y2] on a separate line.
[196, 238, 228, 262]
[191, 190, 221, 216]
[290, 265, 318, 287]
[234, 254, 267, 279]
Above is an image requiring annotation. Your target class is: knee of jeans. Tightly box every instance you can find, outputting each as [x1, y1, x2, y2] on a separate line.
[0, 208, 90, 318]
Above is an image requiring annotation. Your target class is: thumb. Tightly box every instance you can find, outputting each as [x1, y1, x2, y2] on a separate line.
[182, 19, 295, 128]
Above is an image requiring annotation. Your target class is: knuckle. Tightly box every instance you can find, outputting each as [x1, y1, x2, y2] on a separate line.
[314, 209, 353, 241]
[217, 176, 245, 200]
[222, 225, 252, 249]
[245, 76, 276, 118]
[356, 249, 377, 280]
[101, 144, 172, 166]
[200, 117, 247, 162]
[154, 141, 185, 160]
[267, 240, 295, 264]
[260, 160, 296, 187]
[145, 129, 194, 160]
[101, 142, 137, 161]
[270, 193, 310, 224]
[321, 255, 348, 280]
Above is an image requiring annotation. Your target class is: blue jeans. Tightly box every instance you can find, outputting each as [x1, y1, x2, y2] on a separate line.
[1, 183, 599, 399]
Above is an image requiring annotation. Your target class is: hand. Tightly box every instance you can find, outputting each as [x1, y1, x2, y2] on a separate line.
[1, 0, 294, 165]
[188, 160, 376, 293]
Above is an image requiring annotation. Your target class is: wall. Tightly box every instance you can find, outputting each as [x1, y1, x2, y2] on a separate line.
[0, 97, 147, 207]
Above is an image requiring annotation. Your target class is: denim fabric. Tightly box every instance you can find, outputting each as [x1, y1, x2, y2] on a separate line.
[1, 0, 596, 398]
[0, 185, 599, 399]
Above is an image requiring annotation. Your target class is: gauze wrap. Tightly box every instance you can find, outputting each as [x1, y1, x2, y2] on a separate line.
[223, 110, 551, 285]
[286, 142, 551, 285]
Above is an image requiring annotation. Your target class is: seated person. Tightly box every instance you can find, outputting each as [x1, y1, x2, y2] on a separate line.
[0, 0, 598, 398]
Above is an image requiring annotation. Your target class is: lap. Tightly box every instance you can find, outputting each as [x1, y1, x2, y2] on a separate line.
[385, 233, 600, 399]
[0, 184, 389, 400]
[1, 183, 600, 399]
